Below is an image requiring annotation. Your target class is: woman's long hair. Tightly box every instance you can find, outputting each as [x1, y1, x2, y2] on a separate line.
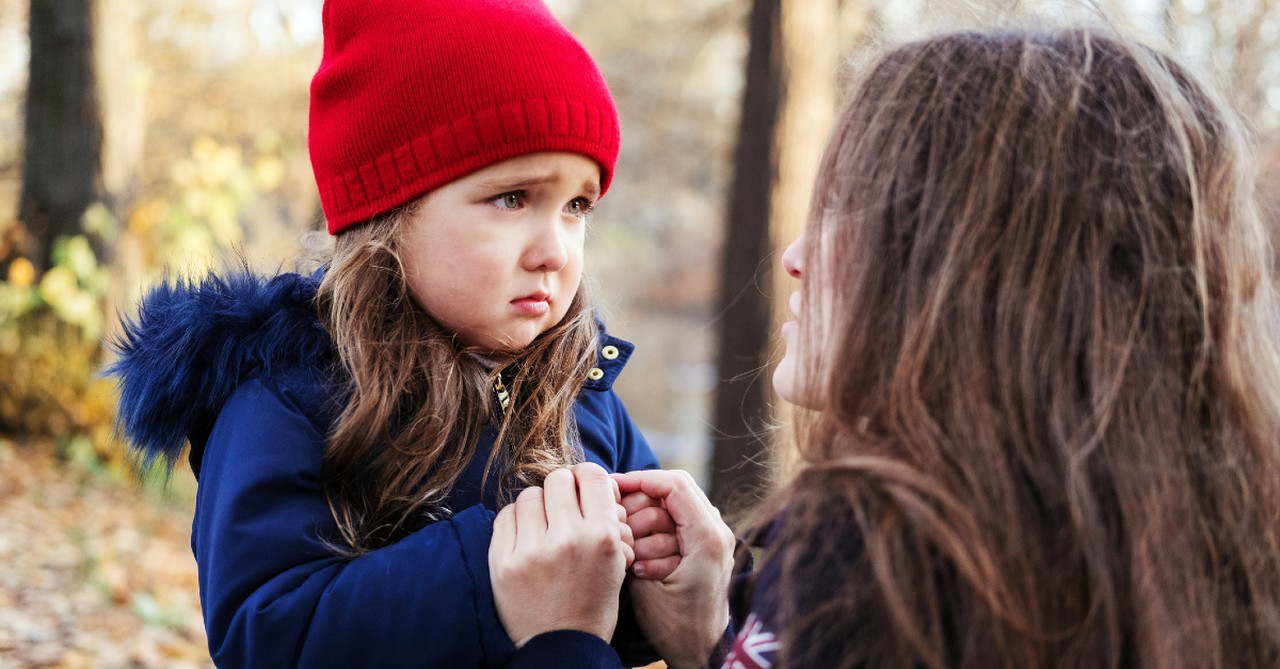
[756, 27, 1280, 668]
[315, 205, 597, 553]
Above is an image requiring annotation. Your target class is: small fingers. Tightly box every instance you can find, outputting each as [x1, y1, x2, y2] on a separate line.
[633, 532, 679, 562]
[631, 555, 680, 581]
[626, 505, 677, 538]
[620, 490, 662, 517]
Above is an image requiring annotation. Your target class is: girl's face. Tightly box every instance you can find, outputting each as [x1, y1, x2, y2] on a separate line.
[774, 233, 812, 407]
[400, 151, 598, 352]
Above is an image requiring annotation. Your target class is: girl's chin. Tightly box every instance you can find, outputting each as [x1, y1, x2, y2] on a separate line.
[455, 322, 549, 353]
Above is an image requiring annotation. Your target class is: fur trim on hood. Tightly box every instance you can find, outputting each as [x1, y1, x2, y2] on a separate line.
[107, 271, 334, 471]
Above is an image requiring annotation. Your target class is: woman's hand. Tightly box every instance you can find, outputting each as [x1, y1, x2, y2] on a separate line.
[613, 470, 735, 669]
[488, 462, 635, 647]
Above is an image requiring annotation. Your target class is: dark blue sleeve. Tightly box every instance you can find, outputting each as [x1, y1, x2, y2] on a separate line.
[508, 630, 621, 669]
[193, 377, 516, 668]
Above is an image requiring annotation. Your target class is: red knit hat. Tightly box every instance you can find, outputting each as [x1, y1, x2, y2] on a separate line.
[309, 0, 621, 235]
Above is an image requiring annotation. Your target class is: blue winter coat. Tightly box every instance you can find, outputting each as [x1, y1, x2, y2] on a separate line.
[108, 270, 658, 668]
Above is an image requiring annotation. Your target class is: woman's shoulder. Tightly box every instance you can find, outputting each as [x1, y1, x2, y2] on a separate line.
[107, 269, 337, 471]
[726, 497, 872, 668]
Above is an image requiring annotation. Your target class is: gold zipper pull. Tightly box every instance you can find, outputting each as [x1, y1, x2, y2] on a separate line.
[493, 375, 511, 410]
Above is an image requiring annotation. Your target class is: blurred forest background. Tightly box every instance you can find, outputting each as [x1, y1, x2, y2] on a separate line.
[2, 0, 1280, 665]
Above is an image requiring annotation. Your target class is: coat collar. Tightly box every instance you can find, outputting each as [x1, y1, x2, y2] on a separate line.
[584, 330, 634, 391]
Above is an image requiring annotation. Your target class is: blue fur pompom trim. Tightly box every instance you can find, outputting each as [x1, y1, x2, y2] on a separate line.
[106, 270, 333, 470]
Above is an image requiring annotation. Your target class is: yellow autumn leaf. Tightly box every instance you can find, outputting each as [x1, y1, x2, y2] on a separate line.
[206, 192, 243, 245]
[55, 291, 100, 334]
[196, 140, 241, 187]
[183, 188, 209, 217]
[253, 155, 285, 191]
[191, 135, 219, 165]
[171, 158, 198, 188]
[128, 198, 169, 236]
[64, 236, 98, 282]
[7, 257, 34, 288]
[39, 266, 79, 307]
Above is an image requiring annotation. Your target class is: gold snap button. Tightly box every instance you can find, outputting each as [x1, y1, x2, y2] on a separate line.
[588, 367, 605, 381]
[601, 345, 620, 360]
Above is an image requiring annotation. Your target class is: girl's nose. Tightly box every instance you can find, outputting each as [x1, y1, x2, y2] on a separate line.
[781, 234, 806, 279]
[524, 215, 571, 272]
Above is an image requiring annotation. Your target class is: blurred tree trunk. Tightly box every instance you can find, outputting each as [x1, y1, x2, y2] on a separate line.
[21, 0, 102, 273]
[708, 0, 782, 511]
[709, 0, 838, 512]
[94, 0, 144, 341]
[96, 0, 143, 222]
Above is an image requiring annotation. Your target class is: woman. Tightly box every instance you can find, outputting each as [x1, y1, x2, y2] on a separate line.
[733, 25, 1280, 669]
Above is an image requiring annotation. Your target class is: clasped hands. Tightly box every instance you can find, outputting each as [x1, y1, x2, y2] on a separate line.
[488, 462, 734, 669]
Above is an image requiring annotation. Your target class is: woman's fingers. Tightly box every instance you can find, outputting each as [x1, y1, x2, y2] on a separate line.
[571, 462, 618, 523]
[612, 470, 716, 528]
[512, 485, 547, 553]
[565, 463, 637, 568]
[507, 465, 668, 581]
[617, 503, 636, 551]
[492, 503, 517, 556]
[618, 515, 636, 568]
[541, 467, 580, 528]
[490, 466, 632, 647]
[616, 471, 736, 669]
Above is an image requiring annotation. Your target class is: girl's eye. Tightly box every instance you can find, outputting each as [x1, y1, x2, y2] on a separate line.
[492, 192, 524, 210]
[565, 197, 595, 218]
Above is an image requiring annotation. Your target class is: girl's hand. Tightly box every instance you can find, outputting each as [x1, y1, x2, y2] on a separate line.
[612, 470, 735, 669]
[621, 489, 680, 581]
[489, 462, 633, 647]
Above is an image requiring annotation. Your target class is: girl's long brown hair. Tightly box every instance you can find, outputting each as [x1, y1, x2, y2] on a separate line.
[315, 205, 596, 553]
[756, 27, 1280, 668]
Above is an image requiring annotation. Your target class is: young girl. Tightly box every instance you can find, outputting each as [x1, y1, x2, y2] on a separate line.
[109, 0, 669, 666]
[505, 22, 1280, 669]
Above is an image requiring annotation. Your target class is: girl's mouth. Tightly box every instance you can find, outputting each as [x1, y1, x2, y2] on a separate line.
[511, 293, 551, 316]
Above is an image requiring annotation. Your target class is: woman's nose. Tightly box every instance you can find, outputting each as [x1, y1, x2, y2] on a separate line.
[781, 234, 805, 279]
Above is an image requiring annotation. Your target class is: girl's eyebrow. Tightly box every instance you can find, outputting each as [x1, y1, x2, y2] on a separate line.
[475, 172, 601, 198]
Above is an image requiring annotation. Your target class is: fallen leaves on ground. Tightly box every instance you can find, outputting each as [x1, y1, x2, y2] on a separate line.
[0, 439, 211, 668]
